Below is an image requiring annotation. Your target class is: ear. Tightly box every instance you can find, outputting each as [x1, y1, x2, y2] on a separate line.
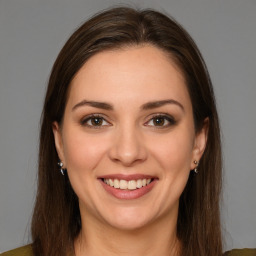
[52, 121, 66, 166]
[190, 118, 209, 170]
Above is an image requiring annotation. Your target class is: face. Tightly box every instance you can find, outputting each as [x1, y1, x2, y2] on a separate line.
[53, 45, 207, 231]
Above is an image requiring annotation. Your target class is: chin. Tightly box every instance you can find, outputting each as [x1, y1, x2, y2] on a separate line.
[102, 206, 155, 231]
[109, 218, 151, 232]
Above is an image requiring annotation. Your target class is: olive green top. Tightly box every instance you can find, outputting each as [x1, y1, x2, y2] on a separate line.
[1, 245, 256, 256]
[224, 249, 256, 256]
[1, 245, 32, 256]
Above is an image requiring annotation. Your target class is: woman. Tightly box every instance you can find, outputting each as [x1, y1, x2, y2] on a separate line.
[2, 6, 254, 256]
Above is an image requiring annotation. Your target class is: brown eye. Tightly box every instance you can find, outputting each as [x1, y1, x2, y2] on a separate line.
[81, 115, 110, 128]
[153, 117, 165, 126]
[145, 115, 176, 128]
[90, 117, 103, 126]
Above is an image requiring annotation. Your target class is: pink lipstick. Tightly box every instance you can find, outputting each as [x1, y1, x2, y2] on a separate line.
[98, 174, 157, 200]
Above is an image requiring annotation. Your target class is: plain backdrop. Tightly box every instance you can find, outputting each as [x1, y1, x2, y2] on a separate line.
[0, 0, 255, 253]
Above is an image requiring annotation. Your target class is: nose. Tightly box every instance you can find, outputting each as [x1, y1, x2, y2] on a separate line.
[108, 124, 148, 167]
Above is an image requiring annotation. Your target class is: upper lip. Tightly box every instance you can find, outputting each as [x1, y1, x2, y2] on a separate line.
[98, 174, 157, 181]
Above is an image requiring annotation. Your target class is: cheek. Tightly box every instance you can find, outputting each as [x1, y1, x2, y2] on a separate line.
[62, 128, 108, 172]
[149, 129, 195, 173]
[62, 128, 110, 205]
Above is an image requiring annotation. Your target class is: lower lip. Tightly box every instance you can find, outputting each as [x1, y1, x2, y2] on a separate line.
[99, 179, 157, 200]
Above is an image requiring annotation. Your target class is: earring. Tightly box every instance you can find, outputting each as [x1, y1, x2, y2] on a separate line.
[193, 160, 199, 174]
[58, 161, 65, 175]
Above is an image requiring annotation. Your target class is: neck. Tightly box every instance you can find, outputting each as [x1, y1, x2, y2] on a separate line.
[75, 213, 181, 256]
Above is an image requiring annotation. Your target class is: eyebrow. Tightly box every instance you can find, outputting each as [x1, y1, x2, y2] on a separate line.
[141, 99, 184, 111]
[72, 100, 113, 111]
[72, 99, 184, 112]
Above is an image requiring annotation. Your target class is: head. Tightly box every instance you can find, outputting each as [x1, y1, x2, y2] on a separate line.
[32, 7, 222, 256]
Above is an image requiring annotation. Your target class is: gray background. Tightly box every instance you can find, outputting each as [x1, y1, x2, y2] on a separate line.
[0, 0, 255, 253]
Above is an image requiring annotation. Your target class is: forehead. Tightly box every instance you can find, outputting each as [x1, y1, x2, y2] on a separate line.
[67, 45, 191, 109]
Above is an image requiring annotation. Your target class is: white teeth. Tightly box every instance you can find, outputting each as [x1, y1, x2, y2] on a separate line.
[136, 179, 142, 188]
[114, 179, 119, 188]
[128, 180, 137, 190]
[103, 178, 152, 190]
[109, 179, 114, 187]
[119, 180, 128, 189]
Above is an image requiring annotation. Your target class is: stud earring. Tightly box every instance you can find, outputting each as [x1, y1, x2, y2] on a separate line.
[58, 161, 65, 175]
[193, 160, 199, 174]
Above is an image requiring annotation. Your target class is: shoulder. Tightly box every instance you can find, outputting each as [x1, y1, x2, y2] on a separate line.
[224, 248, 256, 256]
[1, 245, 33, 256]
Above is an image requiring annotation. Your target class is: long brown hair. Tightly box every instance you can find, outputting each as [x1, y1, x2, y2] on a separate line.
[32, 7, 222, 256]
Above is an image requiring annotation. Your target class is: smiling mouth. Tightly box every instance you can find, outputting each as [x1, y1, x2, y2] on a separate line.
[102, 178, 153, 190]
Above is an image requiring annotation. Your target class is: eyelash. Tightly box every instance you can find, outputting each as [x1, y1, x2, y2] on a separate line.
[80, 114, 176, 129]
[80, 114, 110, 128]
[145, 114, 176, 128]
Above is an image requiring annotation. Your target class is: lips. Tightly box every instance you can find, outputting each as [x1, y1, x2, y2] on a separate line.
[99, 174, 157, 200]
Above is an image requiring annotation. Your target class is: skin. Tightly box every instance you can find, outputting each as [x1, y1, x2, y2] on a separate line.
[53, 45, 208, 256]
